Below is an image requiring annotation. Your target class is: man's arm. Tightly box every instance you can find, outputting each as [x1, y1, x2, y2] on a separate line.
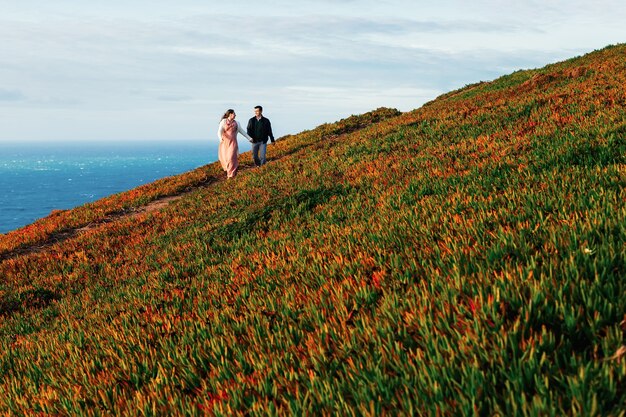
[247, 118, 254, 137]
[267, 119, 275, 142]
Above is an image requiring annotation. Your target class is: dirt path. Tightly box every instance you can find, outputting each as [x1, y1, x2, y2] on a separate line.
[0, 192, 192, 262]
[0, 129, 360, 263]
[0, 164, 252, 262]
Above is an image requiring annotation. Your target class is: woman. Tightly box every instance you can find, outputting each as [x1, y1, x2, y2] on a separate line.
[217, 109, 253, 179]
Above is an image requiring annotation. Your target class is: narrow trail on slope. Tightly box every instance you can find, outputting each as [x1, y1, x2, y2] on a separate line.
[0, 163, 260, 262]
[0, 133, 344, 263]
[0, 108, 404, 263]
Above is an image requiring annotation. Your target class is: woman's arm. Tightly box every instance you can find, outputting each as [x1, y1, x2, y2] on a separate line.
[237, 121, 254, 142]
[217, 119, 225, 141]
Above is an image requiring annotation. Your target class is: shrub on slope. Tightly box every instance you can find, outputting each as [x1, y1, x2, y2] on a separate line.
[0, 46, 624, 416]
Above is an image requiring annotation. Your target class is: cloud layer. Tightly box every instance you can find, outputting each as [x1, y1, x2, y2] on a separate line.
[1, 1, 625, 141]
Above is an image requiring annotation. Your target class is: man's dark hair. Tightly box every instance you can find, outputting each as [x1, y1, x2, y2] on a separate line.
[255, 105, 263, 112]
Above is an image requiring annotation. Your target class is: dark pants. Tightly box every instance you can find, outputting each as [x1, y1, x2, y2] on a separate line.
[252, 142, 267, 166]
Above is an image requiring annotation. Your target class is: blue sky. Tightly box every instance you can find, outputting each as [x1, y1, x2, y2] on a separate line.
[1, 0, 625, 143]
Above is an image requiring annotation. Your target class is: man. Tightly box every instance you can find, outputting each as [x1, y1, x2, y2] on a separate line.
[247, 105, 275, 167]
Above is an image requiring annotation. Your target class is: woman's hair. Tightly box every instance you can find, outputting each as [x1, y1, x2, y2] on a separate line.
[222, 109, 235, 120]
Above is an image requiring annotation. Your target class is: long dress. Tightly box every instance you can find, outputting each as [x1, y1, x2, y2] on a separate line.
[217, 119, 249, 178]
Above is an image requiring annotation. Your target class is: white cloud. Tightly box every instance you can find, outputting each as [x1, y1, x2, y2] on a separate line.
[0, 88, 26, 102]
[1, 1, 626, 141]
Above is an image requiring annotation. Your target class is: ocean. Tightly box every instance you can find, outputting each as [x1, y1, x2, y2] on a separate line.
[0, 140, 247, 234]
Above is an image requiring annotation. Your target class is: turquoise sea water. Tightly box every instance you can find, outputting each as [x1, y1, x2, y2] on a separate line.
[0, 140, 240, 234]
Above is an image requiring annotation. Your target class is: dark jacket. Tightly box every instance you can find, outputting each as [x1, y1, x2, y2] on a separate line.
[247, 116, 275, 144]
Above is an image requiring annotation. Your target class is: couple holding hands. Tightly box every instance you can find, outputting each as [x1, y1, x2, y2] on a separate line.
[217, 105, 275, 179]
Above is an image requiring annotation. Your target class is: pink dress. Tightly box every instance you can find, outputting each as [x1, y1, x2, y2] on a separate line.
[218, 119, 240, 178]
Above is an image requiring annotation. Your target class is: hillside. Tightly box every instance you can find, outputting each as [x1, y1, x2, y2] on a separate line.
[1, 44, 625, 416]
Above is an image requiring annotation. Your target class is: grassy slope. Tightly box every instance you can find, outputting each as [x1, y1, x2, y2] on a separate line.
[1, 45, 625, 416]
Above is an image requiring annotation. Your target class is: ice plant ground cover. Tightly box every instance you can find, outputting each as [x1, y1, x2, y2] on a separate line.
[1, 44, 625, 416]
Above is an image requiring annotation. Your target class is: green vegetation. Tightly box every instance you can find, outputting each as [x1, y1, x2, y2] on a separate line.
[1, 45, 625, 416]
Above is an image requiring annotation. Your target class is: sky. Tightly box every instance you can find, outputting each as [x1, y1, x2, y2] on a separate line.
[1, 0, 625, 143]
